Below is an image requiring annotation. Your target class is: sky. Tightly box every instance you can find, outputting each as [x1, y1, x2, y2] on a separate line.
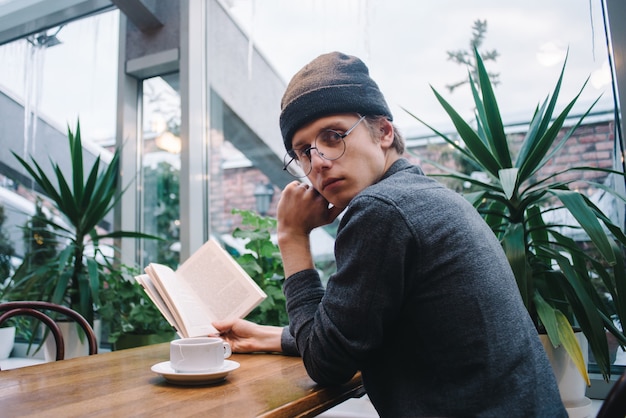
[0, 0, 616, 143]
[226, 0, 614, 137]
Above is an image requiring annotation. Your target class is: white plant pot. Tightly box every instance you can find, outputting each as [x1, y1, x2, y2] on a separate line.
[540, 332, 592, 418]
[43, 319, 100, 361]
[0, 326, 16, 359]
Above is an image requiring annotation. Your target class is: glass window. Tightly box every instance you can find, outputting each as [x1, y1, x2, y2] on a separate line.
[0, 10, 119, 269]
[140, 75, 181, 269]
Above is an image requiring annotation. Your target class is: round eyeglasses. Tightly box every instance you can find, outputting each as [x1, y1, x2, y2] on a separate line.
[282, 115, 366, 178]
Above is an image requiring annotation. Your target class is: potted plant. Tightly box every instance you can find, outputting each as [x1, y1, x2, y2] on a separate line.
[0, 321, 16, 360]
[7, 121, 159, 328]
[0, 204, 17, 360]
[0, 204, 14, 286]
[406, 48, 626, 387]
[98, 266, 175, 350]
[0, 278, 17, 361]
[229, 209, 288, 327]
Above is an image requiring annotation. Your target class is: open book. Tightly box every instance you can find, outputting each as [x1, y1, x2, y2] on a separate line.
[135, 238, 267, 338]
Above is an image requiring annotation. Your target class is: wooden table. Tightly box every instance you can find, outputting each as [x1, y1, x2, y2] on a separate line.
[0, 343, 364, 417]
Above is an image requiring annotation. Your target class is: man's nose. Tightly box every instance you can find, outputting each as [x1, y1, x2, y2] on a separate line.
[308, 149, 330, 172]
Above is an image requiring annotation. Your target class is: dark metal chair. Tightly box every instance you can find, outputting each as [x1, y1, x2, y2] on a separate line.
[596, 368, 626, 418]
[0, 301, 97, 368]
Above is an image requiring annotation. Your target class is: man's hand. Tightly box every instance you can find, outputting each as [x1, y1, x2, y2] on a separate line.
[276, 181, 342, 277]
[212, 318, 284, 353]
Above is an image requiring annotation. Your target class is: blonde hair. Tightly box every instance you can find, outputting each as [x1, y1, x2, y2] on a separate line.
[363, 115, 405, 155]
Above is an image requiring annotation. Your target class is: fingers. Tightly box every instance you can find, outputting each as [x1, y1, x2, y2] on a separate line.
[288, 180, 311, 191]
[212, 319, 236, 334]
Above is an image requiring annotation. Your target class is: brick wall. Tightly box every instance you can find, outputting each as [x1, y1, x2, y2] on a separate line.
[214, 166, 279, 235]
[538, 120, 615, 189]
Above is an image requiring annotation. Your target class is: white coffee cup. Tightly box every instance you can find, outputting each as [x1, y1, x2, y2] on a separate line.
[170, 337, 232, 373]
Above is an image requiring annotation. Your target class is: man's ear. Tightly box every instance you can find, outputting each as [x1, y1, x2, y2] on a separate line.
[379, 118, 395, 148]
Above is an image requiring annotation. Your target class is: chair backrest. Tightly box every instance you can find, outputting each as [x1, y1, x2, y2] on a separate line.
[596, 368, 626, 418]
[0, 301, 97, 367]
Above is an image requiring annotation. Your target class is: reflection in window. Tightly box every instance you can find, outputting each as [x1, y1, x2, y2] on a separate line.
[141, 75, 181, 269]
[0, 11, 118, 273]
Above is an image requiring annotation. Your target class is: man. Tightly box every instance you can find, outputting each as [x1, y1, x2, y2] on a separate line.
[213, 51, 566, 417]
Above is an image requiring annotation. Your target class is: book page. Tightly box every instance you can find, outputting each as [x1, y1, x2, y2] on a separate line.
[176, 239, 267, 321]
[145, 263, 218, 337]
[135, 274, 181, 337]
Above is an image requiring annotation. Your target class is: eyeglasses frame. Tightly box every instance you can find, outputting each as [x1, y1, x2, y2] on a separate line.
[282, 114, 366, 178]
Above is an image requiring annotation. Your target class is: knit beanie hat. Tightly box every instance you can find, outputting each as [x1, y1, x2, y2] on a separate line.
[279, 51, 393, 151]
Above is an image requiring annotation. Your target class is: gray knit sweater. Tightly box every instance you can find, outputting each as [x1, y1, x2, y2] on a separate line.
[280, 159, 566, 417]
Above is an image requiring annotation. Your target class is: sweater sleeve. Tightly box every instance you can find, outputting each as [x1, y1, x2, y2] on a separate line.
[283, 194, 414, 385]
[280, 326, 300, 356]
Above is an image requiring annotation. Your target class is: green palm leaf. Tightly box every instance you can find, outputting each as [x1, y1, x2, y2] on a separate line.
[516, 100, 549, 168]
[69, 122, 84, 206]
[502, 222, 529, 307]
[498, 168, 518, 200]
[429, 87, 502, 176]
[473, 47, 511, 168]
[549, 189, 615, 265]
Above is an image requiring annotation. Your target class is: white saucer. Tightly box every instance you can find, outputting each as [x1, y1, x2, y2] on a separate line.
[151, 360, 240, 385]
